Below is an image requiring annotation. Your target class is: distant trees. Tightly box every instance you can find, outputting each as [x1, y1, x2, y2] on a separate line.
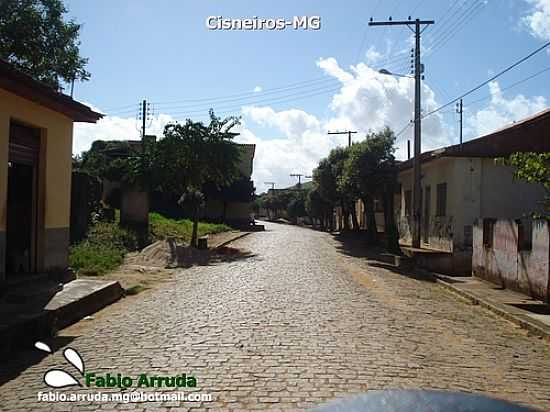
[342, 128, 399, 250]
[0, 0, 90, 89]
[309, 127, 400, 249]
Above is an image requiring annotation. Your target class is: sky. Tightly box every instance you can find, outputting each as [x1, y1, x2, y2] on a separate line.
[66, 0, 550, 193]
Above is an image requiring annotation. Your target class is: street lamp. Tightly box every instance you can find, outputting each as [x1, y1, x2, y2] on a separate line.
[378, 68, 413, 78]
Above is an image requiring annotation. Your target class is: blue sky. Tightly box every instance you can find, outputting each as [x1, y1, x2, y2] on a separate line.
[68, 0, 550, 190]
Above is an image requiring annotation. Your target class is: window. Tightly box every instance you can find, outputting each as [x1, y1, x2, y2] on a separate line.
[436, 183, 447, 217]
[405, 190, 412, 216]
[517, 219, 533, 251]
[483, 219, 496, 248]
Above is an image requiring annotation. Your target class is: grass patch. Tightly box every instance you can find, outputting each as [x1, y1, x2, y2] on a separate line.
[70, 212, 231, 276]
[150, 212, 231, 243]
[125, 284, 148, 296]
[69, 222, 138, 276]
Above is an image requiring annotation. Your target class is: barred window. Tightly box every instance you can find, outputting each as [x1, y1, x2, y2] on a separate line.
[436, 183, 447, 217]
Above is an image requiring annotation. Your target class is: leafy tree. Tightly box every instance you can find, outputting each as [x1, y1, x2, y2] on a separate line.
[0, 0, 90, 89]
[155, 110, 241, 246]
[287, 192, 307, 223]
[306, 186, 332, 230]
[343, 127, 399, 250]
[313, 147, 359, 232]
[501, 152, 550, 216]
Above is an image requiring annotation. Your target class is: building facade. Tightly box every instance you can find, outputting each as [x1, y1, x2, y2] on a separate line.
[0, 60, 101, 284]
[397, 109, 550, 274]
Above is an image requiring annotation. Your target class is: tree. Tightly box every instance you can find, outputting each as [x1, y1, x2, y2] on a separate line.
[287, 192, 307, 224]
[343, 127, 399, 250]
[313, 147, 358, 232]
[0, 0, 90, 89]
[500, 152, 550, 216]
[306, 186, 332, 230]
[155, 110, 241, 247]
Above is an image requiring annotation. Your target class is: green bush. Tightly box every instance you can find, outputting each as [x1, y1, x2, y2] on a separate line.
[69, 222, 138, 276]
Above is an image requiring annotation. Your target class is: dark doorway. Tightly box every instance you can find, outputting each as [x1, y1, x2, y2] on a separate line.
[6, 122, 40, 276]
[6, 163, 35, 274]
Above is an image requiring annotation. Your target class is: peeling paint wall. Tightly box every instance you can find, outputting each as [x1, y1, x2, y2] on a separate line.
[473, 219, 550, 302]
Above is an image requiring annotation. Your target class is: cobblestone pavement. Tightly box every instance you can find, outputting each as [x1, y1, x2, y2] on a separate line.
[1, 222, 550, 411]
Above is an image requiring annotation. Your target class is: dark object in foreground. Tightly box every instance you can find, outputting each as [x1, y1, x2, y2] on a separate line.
[311, 390, 537, 412]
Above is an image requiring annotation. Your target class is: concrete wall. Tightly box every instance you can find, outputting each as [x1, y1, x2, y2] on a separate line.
[473, 219, 550, 302]
[398, 157, 546, 253]
[203, 198, 251, 225]
[480, 159, 547, 218]
[0, 87, 74, 279]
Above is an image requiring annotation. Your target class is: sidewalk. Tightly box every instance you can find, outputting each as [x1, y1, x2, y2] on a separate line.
[429, 272, 550, 341]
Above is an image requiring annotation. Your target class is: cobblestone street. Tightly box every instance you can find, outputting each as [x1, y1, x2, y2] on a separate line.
[1, 222, 550, 411]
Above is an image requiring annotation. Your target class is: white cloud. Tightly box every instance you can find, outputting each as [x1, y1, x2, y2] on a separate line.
[73, 113, 175, 154]
[253, 86, 263, 93]
[467, 81, 547, 136]
[523, 0, 550, 40]
[365, 45, 383, 65]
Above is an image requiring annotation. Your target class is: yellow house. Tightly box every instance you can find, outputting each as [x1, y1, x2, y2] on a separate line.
[0, 60, 102, 284]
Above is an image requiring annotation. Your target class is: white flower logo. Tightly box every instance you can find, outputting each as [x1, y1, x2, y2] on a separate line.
[35, 341, 86, 388]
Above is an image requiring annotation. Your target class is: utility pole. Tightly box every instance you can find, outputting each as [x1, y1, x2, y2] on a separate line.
[456, 98, 463, 148]
[141, 99, 147, 139]
[369, 16, 434, 248]
[328, 130, 358, 147]
[264, 182, 275, 191]
[290, 174, 304, 186]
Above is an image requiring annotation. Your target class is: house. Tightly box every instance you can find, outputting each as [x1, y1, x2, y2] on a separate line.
[0, 60, 102, 285]
[397, 108, 550, 274]
[473, 218, 549, 302]
[203, 143, 256, 225]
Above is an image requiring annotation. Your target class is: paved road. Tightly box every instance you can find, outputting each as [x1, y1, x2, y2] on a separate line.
[1, 222, 550, 411]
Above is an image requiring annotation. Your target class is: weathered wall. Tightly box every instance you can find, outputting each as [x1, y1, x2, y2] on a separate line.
[480, 159, 547, 219]
[473, 219, 549, 302]
[203, 199, 251, 224]
[0, 88, 74, 277]
[518, 220, 550, 300]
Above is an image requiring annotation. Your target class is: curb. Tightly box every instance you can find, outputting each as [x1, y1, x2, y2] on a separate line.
[431, 274, 550, 342]
[213, 232, 252, 249]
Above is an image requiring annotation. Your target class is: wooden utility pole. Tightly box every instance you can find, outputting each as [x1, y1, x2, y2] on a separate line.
[290, 174, 305, 186]
[141, 99, 147, 139]
[369, 17, 434, 248]
[456, 98, 463, 148]
[328, 130, 358, 147]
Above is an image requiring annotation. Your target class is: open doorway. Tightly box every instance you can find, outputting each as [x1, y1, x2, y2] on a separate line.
[6, 122, 40, 276]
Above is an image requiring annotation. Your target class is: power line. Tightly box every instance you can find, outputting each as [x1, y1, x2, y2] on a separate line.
[427, 1, 486, 55]
[464, 65, 550, 107]
[422, 40, 550, 120]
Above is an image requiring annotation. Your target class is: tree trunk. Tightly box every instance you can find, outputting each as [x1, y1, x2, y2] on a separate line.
[350, 201, 360, 232]
[362, 196, 378, 245]
[383, 183, 400, 253]
[341, 201, 350, 232]
[191, 205, 199, 248]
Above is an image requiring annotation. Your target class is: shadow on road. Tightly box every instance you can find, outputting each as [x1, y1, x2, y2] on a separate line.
[168, 244, 256, 269]
[331, 232, 436, 283]
[0, 335, 77, 386]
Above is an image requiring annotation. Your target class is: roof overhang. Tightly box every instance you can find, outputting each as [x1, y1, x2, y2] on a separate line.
[399, 108, 550, 172]
[0, 59, 103, 123]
